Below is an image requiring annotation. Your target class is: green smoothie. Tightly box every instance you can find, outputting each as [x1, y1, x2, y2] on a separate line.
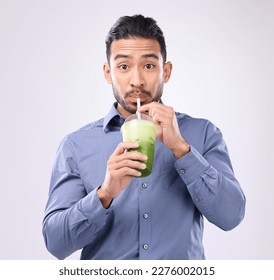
[121, 119, 156, 177]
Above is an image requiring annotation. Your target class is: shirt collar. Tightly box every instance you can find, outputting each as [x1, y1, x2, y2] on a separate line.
[103, 102, 126, 132]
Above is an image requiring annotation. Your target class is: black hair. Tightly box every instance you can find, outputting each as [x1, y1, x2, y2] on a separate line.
[105, 14, 167, 63]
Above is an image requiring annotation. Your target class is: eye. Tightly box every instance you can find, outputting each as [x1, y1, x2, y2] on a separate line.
[118, 64, 129, 70]
[144, 64, 155, 70]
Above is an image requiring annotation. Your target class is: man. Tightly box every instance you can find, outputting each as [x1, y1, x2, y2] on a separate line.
[43, 15, 246, 260]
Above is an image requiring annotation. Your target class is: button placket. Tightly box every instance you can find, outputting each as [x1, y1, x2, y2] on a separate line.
[142, 182, 148, 189]
[139, 180, 151, 258]
[143, 244, 149, 250]
[143, 213, 149, 219]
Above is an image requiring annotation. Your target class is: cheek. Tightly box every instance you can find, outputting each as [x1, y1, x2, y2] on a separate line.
[112, 78, 124, 91]
[111, 71, 121, 84]
[149, 74, 164, 88]
[111, 72, 126, 87]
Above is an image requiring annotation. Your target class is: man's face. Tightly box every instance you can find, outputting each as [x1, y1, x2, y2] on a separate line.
[104, 38, 172, 117]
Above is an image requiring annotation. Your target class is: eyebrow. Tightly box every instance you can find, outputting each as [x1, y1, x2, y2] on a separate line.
[114, 53, 159, 60]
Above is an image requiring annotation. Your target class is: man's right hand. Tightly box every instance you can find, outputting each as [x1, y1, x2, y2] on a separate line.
[97, 142, 147, 208]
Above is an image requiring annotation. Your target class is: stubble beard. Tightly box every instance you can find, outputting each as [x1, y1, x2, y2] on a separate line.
[112, 84, 164, 114]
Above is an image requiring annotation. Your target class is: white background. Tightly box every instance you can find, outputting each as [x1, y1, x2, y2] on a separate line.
[0, 0, 273, 260]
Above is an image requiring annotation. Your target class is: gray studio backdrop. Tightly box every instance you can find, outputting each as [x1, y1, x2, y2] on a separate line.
[0, 0, 273, 259]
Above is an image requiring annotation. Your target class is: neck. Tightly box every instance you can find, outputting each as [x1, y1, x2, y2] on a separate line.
[116, 103, 134, 118]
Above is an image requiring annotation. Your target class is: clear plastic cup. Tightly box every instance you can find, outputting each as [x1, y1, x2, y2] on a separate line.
[121, 113, 156, 177]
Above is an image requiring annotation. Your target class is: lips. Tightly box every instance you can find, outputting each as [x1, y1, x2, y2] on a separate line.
[124, 88, 152, 105]
[130, 93, 149, 103]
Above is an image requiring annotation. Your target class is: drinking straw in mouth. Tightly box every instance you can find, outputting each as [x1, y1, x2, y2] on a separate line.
[136, 98, 141, 120]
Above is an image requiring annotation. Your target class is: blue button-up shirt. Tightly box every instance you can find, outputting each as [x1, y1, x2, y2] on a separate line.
[43, 103, 245, 260]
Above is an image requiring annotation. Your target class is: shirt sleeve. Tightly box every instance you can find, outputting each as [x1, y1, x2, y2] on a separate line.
[42, 137, 112, 259]
[174, 121, 246, 231]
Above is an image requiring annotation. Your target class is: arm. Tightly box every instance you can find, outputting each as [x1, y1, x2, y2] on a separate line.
[43, 138, 147, 259]
[42, 138, 111, 259]
[175, 122, 246, 230]
[138, 102, 246, 231]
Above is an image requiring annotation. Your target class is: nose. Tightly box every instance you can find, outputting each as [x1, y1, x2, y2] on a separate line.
[130, 67, 144, 88]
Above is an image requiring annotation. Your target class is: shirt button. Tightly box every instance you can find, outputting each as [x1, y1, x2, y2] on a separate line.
[180, 169, 186, 174]
[143, 213, 149, 219]
[143, 244, 149, 250]
[142, 183, 148, 188]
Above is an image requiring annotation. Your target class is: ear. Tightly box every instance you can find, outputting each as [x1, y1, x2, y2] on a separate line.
[163, 61, 172, 83]
[103, 63, 112, 84]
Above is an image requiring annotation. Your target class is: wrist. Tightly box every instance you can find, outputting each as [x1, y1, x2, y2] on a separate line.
[172, 142, 190, 159]
[97, 186, 113, 209]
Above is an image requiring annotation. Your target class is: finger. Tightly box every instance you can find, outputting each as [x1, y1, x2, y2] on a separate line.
[113, 142, 139, 155]
[139, 103, 174, 124]
[147, 108, 172, 126]
[113, 158, 147, 171]
[115, 166, 143, 177]
[110, 151, 148, 168]
[120, 150, 148, 161]
[138, 101, 161, 113]
[138, 103, 150, 114]
[151, 111, 170, 125]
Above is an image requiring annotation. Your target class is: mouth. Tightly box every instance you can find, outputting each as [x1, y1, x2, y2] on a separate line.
[127, 88, 152, 103]
[124, 88, 152, 109]
[129, 93, 149, 104]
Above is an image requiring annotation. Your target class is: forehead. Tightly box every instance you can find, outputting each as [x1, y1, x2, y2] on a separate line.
[109, 38, 161, 59]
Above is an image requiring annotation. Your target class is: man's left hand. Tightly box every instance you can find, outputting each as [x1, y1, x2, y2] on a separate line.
[138, 102, 190, 158]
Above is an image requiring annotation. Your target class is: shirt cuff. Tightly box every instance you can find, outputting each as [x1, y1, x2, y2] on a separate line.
[79, 188, 113, 228]
[174, 145, 210, 186]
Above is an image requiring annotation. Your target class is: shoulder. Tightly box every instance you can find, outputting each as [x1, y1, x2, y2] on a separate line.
[176, 112, 213, 128]
[59, 118, 105, 147]
[176, 112, 222, 139]
[175, 112, 225, 155]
